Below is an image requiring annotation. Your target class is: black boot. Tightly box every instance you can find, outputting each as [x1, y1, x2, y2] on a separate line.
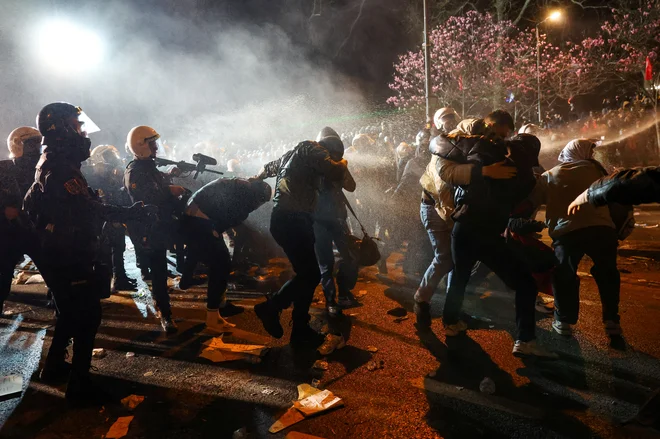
[290, 323, 324, 349]
[254, 300, 283, 339]
[65, 371, 114, 406]
[414, 301, 432, 330]
[39, 357, 72, 384]
[111, 274, 138, 293]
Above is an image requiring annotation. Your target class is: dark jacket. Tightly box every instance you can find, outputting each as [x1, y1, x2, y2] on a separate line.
[124, 159, 180, 248]
[25, 151, 137, 266]
[84, 163, 131, 206]
[589, 167, 660, 207]
[189, 178, 261, 231]
[260, 141, 346, 214]
[431, 134, 534, 233]
[0, 160, 21, 210]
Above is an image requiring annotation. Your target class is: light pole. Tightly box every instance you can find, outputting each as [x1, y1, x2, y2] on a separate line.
[423, 0, 432, 127]
[536, 10, 562, 125]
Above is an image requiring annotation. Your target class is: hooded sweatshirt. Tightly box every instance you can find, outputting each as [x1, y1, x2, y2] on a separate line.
[531, 139, 614, 239]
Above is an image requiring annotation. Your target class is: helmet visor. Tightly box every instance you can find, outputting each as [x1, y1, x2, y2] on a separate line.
[77, 109, 100, 135]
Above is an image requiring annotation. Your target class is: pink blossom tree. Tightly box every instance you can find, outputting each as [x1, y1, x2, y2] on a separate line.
[387, 11, 585, 121]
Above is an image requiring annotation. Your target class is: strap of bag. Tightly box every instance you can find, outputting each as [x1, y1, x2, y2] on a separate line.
[341, 191, 367, 236]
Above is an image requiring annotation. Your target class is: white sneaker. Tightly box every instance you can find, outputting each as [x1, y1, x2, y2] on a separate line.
[552, 320, 573, 336]
[512, 340, 558, 359]
[444, 320, 468, 337]
[604, 320, 622, 336]
[535, 296, 554, 314]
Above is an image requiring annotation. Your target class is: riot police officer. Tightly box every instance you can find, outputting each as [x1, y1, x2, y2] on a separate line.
[26, 102, 154, 402]
[84, 145, 138, 293]
[1, 127, 43, 315]
[124, 126, 186, 334]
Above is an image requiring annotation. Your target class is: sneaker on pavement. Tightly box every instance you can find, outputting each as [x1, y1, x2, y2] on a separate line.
[535, 296, 554, 314]
[317, 333, 346, 355]
[444, 320, 468, 337]
[513, 339, 559, 359]
[337, 292, 360, 309]
[414, 301, 432, 330]
[326, 300, 342, 317]
[254, 301, 283, 339]
[604, 320, 623, 336]
[160, 315, 178, 335]
[552, 320, 573, 336]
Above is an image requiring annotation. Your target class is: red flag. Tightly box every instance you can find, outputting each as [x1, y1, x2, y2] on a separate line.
[645, 56, 653, 81]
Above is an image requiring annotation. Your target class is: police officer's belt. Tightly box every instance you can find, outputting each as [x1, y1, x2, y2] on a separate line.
[185, 202, 210, 221]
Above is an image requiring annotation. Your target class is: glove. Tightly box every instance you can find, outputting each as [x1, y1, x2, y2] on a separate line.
[568, 189, 589, 216]
[128, 202, 159, 219]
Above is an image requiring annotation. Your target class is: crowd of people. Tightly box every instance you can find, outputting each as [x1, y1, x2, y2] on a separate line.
[1, 98, 659, 407]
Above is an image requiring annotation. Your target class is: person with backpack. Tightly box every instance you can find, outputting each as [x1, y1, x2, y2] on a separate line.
[254, 132, 348, 348]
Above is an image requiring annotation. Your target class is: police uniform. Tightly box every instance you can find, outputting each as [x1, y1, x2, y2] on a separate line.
[124, 158, 180, 325]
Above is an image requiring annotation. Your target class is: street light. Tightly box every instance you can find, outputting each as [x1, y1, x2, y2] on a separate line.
[35, 20, 104, 75]
[536, 10, 562, 124]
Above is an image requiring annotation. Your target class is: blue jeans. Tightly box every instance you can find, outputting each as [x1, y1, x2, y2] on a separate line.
[314, 219, 358, 302]
[414, 203, 453, 303]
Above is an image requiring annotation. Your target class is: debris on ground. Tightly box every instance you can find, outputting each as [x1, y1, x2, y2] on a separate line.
[285, 432, 327, 439]
[312, 360, 329, 371]
[269, 384, 344, 433]
[106, 416, 134, 439]
[367, 360, 385, 371]
[635, 223, 659, 228]
[143, 371, 154, 377]
[199, 336, 266, 363]
[317, 334, 345, 356]
[0, 375, 22, 399]
[92, 348, 107, 359]
[120, 394, 145, 410]
[355, 290, 368, 298]
[11, 272, 30, 285]
[366, 346, 378, 353]
[387, 307, 407, 317]
[479, 377, 496, 395]
[125, 352, 135, 358]
[262, 388, 275, 395]
[393, 316, 409, 323]
[310, 379, 321, 389]
[24, 274, 45, 285]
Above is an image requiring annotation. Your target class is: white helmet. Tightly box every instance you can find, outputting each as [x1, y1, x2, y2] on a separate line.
[227, 159, 240, 172]
[7, 126, 41, 159]
[90, 144, 120, 165]
[518, 123, 542, 136]
[127, 126, 160, 159]
[433, 107, 459, 131]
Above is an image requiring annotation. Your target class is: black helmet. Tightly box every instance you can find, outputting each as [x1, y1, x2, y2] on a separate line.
[37, 102, 98, 162]
[37, 102, 83, 138]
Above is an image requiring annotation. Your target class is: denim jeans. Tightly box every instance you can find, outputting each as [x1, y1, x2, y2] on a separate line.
[314, 219, 358, 302]
[552, 226, 620, 324]
[414, 203, 453, 303]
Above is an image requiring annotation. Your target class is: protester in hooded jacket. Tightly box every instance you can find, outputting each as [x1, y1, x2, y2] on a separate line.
[530, 139, 622, 338]
[434, 110, 557, 358]
[568, 165, 660, 431]
[254, 135, 347, 348]
[312, 127, 359, 316]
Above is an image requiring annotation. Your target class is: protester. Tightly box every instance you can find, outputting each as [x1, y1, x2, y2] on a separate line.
[254, 132, 348, 348]
[530, 139, 622, 337]
[181, 177, 272, 332]
[312, 127, 359, 315]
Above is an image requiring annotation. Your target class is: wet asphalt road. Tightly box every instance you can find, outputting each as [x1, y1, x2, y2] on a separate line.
[1, 208, 660, 439]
